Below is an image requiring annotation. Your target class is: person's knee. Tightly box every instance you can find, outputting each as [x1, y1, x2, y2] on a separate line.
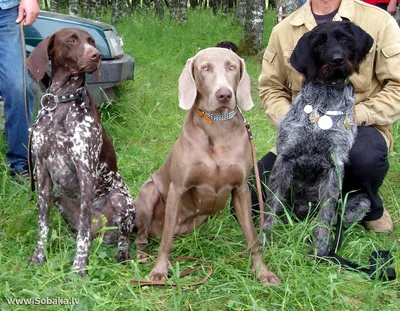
[348, 133, 388, 177]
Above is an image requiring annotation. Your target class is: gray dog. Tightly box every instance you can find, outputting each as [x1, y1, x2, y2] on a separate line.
[265, 21, 374, 256]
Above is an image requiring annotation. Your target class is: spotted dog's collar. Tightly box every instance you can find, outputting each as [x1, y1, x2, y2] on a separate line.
[304, 104, 354, 130]
[40, 87, 87, 111]
[197, 107, 237, 124]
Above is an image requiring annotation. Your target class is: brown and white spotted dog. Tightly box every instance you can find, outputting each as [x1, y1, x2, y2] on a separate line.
[25, 28, 136, 277]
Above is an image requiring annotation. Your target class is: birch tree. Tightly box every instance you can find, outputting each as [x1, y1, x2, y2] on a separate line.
[235, 0, 246, 24]
[210, 0, 220, 15]
[112, 0, 125, 23]
[82, 0, 100, 19]
[169, 0, 187, 22]
[276, 0, 300, 22]
[142, 0, 153, 9]
[238, 0, 264, 56]
[68, 0, 79, 16]
[50, 0, 57, 12]
[155, 0, 164, 19]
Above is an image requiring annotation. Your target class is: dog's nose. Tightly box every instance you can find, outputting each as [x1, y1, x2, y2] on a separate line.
[216, 88, 232, 104]
[331, 55, 344, 66]
[89, 50, 101, 61]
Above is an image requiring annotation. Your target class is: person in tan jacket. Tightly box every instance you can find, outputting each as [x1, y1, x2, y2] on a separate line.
[255, 0, 400, 232]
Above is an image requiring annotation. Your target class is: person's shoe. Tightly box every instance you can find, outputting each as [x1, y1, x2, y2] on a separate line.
[10, 166, 30, 184]
[363, 208, 394, 233]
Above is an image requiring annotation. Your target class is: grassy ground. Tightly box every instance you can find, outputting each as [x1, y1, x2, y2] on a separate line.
[1, 9, 399, 311]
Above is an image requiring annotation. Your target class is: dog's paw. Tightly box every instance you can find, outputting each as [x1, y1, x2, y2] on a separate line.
[116, 250, 132, 263]
[28, 250, 46, 265]
[149, 262, 169, 281]
[255, 266, 281, 286]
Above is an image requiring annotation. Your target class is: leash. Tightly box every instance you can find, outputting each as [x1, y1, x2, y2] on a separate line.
[131, 106, 265, 287]
[327, 213, 396, 281]
[18, 17, 36, 195]
[236, 106, 265, 231]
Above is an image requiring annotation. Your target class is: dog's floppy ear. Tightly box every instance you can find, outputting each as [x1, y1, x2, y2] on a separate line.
[25, 34, 55, 80]
[290, 32, 316, 82]
[347, 23, 374, 65]
[178, 57, 197, 110]
[236, 57, 253, 111]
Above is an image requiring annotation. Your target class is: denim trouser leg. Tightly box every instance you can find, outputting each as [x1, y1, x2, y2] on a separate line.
[0, 6, 34, 172]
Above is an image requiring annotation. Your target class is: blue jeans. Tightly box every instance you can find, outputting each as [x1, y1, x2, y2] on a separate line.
[0, 5, 34, 172]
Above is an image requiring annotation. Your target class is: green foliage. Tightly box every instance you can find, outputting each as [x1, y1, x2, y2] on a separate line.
[1, 9, 399, 311]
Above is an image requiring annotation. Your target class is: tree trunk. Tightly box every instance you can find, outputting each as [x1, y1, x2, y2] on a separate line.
[50, 0, 57, 12]
[276, 0, 300, 23]
[68, 0, 79, 16]
[235, 0, 246, 24]
[93, 0, 102, 19]
[155, 0, 164, 19]
[239, 0, 264, 56]
[169, 0, 176, 19]
[83, 0, 101, 19]
[142, 0, 153, 9]
[130, 0, 141, 14]
[82, 0, 89, 17]
[189, 0, 198, 9]
[221, 0, 228, 15]
[170, 0, 187, 22]
[112, 0, 125, 23]
[178, 0, 188, 22]
[210, 0, 220, 15]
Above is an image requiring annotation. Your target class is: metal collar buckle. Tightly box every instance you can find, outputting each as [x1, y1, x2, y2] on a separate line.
[40, 87, 86, 111]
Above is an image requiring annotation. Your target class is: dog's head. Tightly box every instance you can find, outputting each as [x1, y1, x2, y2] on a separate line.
[178, 47, 253, 112]
[26, 28, 101, 80]
[215, 41, 239, 55]
[290, 21, 373, 84]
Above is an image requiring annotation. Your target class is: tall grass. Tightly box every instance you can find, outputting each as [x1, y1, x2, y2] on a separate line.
[0, 8, 399, 311]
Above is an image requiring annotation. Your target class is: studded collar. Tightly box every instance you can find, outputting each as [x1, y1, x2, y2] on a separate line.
[197, 107, 238, 124]
[40, 86, 88, 112]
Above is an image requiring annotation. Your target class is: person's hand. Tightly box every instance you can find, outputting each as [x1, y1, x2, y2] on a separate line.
[387, 0, 397, 16]
[16, 0, 40, 26]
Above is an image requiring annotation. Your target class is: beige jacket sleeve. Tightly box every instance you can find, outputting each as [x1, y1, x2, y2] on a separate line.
[258, 28, 292, 128]
[355, 18, 400, 126]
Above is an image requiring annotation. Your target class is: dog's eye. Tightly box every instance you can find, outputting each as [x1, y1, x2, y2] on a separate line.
[88, 38, 95, 45]
[201, 65, 209, 71]
[339, 37, 347, 43]
[67, 38, 76, 44]
[229, 65, 236, 71]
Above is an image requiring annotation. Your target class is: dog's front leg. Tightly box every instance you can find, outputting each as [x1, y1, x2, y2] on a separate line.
[313, 198, 337, 257]
[72, 169, 96, 277]
[149, 182, 181, 281]
[313, 170, 340, 257]
[232, 185, 281, 286]
[110, 191, 136, 263]
[29, 165, 53, 265]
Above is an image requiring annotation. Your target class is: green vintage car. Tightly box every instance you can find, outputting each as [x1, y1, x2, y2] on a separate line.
[24, 11, 134, 103]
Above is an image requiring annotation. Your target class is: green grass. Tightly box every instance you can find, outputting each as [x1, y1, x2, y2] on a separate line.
[1, 8, 399, 311]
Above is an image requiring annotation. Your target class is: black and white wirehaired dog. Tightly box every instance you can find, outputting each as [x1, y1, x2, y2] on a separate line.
[265, 21, 374, 256]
